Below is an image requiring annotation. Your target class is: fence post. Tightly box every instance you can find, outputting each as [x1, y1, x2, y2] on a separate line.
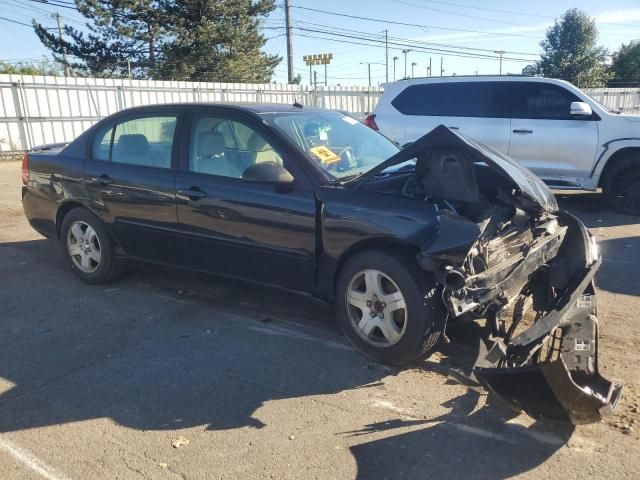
[10, 81, 31, 150]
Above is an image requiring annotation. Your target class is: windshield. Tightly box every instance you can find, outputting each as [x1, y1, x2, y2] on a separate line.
[262, 110, 400, 180]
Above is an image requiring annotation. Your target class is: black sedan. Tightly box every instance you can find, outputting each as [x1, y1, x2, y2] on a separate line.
[21, 103, 621, 423]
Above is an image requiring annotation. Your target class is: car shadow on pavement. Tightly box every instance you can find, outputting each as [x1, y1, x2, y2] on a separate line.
[556, 191, 640, 228]
[0, 238, 573, 479]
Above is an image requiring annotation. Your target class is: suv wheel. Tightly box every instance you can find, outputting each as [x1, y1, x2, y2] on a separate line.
[335, 250, 444, 366]
[60, 207, 123, 284]
[602, 156, 640, 215]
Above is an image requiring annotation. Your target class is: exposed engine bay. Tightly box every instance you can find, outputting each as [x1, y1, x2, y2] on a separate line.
[357, 126, 622, 424]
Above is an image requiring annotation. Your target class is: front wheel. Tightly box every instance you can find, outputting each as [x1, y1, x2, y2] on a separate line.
[602, 156, 640, 215]
[335, 250, 444, 366]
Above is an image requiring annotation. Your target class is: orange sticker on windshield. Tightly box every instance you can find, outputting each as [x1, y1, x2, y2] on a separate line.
[310, 146, 340, 164]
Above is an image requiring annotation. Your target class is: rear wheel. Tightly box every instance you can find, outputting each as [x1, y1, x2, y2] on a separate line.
[60, 207, 123, 284]
[602, 156, 640, 215]
[335, 250, 444, 366]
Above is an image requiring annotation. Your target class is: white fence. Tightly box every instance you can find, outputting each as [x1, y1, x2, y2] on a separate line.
[1, 74, 639, 153]
[0, 75, 381, 152]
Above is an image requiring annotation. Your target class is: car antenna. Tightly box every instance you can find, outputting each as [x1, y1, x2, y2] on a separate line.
[292, 96, 303, 108]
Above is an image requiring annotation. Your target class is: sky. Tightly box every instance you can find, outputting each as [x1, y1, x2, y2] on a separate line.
[1, 0, 640, 86]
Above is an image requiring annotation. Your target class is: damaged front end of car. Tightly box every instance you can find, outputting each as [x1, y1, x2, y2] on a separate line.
[354, 125, 623, 424]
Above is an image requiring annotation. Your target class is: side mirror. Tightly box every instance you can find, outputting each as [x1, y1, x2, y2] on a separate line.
[242, 161, 294, 184]
[570, 101, 593, 118]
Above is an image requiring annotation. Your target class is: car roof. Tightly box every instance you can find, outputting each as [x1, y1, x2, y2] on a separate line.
[111, 102, 330, 116]
[382, 75, 575, 90]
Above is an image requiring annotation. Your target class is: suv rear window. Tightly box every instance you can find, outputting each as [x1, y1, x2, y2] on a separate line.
[391, 82, 508, 118]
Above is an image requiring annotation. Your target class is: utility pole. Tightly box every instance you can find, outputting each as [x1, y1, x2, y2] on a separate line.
[402, 49, 411, 79]
[392, 56, 399, 81]
[428, 57, 432, 77]
[494, 50, 505, 75]
[411, 62, 417, 78]
[53, 12, 70, 77]
[384, 29, 389, 83]
[285, 0, 294, 83]
[440, 56, 444, 76]
[360, 62, 384, 113]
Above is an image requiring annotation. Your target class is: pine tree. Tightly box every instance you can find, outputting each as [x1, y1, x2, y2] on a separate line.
[32, 1, 280, 82]
[158, 0, 280, 82]
[33, 1, 166, 78]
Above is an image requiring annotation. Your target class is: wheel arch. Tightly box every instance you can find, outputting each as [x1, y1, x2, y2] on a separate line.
[598, 147, 640, 187]
[55, 201, 119, 249]
[326, 237, 423, 302]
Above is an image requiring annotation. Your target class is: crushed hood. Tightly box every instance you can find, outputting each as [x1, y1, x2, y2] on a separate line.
[352, 125, 558, 214]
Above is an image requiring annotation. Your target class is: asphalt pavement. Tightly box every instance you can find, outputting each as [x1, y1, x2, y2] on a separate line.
[0, 161, 638, 479]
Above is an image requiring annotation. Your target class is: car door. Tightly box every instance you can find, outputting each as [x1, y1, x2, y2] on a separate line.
[84, 111, 183, 264]
[430, 82, 511, 153]
[175, 110, 317, 293]
[508, 82, 599, 179]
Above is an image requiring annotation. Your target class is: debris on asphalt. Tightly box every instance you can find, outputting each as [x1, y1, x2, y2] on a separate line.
[159, 462, 168, 469]
[172, 436, 190, 448]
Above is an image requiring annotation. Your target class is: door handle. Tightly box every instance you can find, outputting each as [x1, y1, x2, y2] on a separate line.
[89, 174, 113, 186]
[512, 129, 533, 134]
[178, 187, 207, 201]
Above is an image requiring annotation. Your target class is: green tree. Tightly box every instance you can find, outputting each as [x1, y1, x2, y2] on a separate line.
[521, 64, 538, 76]
[158, 0, 280, 82]
[612, 41, 640, 82]
[33, 1, 280, 82]
[33, 1, 166, 78]
[537, 8, 611, 87]
[0, 59, 63, 76]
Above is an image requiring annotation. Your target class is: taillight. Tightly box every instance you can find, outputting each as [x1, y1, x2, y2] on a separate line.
[21, 152, 29, 185]
[364, 114, 379, 130]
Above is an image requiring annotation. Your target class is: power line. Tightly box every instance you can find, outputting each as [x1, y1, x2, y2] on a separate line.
[293, 31, 532, 63]
[288, 5, 545, 39]
[0, 14, 34, 27]
[290, 19, 539, 57]
[407, 0, 640, 28]
[293, 27, 533, 62]
[27, 0, 76, 10]
[389, 0, 539, 27]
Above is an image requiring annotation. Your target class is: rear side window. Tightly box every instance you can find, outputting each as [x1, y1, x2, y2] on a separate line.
[391, 82, 509, 118]
[111, 116, 177, 168]
[509, 83, 581, 120]
[91, 123, 113, 161]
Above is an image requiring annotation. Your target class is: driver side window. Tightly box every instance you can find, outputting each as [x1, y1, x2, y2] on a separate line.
[189, 116, 284, 179]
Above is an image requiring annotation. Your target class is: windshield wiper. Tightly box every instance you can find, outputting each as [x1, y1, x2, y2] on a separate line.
[332, 172, 365, 184]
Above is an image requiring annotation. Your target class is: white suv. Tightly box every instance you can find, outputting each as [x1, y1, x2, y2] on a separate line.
[367, 76, 640, 215]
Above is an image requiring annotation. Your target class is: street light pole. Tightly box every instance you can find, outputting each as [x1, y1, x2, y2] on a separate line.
[411, 62, 417, 78]
[360, 62, 384, 113]
[384, 29, 389, 83]
[392, 56, 399, 81]
[402, 49, 411, 79]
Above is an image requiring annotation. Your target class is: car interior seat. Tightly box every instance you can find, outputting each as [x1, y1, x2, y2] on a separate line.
[247, 133, 282, 165]
[195, 131, 243, 177]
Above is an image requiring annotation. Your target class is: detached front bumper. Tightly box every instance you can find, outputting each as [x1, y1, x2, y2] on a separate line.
[472, 219, 622, 424]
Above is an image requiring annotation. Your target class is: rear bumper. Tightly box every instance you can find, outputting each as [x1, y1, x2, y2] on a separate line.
[473, 255, 623, 424]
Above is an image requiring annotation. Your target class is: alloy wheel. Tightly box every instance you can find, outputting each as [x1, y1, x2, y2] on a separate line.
[67, 220, 102, 273]
[345, 269, 408, 347]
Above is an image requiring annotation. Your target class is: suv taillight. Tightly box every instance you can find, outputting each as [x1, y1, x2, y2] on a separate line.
[364, 114, 379, 130]
[21, 152, 29, 185]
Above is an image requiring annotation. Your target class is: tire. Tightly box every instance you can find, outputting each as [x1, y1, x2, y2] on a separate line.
[602, 156, 640, 216]
[335, 249, 444, 366]
[59, 207, 124, 284]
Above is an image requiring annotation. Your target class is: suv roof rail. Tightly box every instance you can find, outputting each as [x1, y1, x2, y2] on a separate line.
[395, 74, 540, 81]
